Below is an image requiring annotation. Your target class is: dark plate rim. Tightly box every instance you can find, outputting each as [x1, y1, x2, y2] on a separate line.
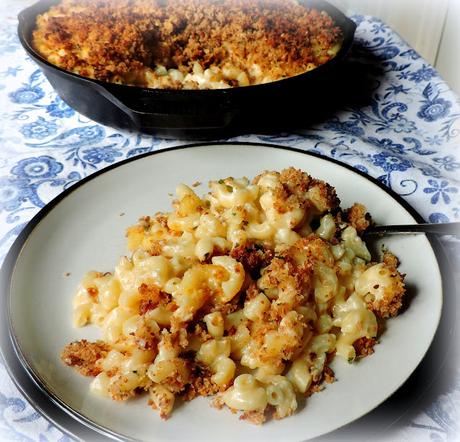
[0, 141, 453, 442]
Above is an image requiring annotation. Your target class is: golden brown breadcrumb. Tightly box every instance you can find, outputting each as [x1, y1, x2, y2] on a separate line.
[306, 382, 325, 397]
[281, 167, 340, 213]
[148, 386, 175, 419]
[183, 364, 223, 401]
[61, 168, 408, 424]
[382, 250, 400, 268]
[323, 365, 335, 384]
[367, 263, 405, 318]
[345, 203, 372, 234]
[259, 252, 312, 320]
[32, 0, 342, 89]
[138, 283, 169, 315]
[230, 241, 274, 279]
[61, 340, 109, 376]
[240, 410, 267, 425]
[253, 167, 340, 215]
[305, 365, 335, 397]
[109, 375, 140, 401]
[353, 337, 377, 357]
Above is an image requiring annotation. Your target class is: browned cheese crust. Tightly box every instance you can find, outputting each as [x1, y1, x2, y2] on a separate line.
[32, 0, 342, 88]
[230, 241, 274, 279]
[353, 337, 377, 358]
[240, 410, 267, 424]
[382, 250, 400, 269]
[372, 255, 405, 319]
[306, 365, 335, 397]
[367, 263, 405, 319]
[59, 167, 410, 423]
[138, 282, 170, 315]
[183, 364, 224, 401]
[345, 203, 372, 234]
[61, 339, 110, 376]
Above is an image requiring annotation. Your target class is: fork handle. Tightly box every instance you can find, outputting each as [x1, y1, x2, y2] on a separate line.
[365, 222, 460, 236]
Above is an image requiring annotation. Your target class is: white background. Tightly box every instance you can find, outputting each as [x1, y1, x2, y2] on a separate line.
[331, 0, 460, 95]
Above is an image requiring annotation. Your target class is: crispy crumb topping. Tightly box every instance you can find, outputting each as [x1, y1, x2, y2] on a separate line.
[61, 340, 109, 376]
[62, 168, 407, 424]
[33, 0, 342, 89]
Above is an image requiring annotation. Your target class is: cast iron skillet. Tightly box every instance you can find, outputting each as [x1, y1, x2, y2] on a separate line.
[18, 0, 356, 138]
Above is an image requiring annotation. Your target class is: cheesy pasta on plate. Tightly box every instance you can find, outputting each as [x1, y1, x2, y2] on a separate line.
[61, 168, 405, 424]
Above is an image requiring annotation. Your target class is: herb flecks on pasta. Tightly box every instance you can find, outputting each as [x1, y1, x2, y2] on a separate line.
[62, 168, 406, 423]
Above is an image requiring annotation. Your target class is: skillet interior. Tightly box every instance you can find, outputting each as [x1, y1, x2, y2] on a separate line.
[17, 0, 357, 138]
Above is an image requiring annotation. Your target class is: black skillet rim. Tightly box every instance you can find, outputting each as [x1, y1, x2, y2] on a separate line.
[17, 0, 357, 100]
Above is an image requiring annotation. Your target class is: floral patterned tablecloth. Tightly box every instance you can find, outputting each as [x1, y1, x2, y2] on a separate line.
[1, 1, 459, 441]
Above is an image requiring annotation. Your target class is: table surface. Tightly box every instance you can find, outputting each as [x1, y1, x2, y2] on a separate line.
[0, 1, 459, 441]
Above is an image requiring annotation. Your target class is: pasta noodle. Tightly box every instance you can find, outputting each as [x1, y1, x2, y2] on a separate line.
[61, 168, 406, 424]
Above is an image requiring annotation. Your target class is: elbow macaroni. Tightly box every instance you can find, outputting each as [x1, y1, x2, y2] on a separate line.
[65, 168, 406, 423]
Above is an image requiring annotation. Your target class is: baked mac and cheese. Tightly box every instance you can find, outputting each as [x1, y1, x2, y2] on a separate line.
[33, 0, 343, 90]
[62, 168, 406, 423]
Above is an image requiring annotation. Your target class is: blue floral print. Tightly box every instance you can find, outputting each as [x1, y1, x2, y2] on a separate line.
[400, 48, 420, 60]
[433, 156, 460, 171]
[417, 83, 452, 122]
[27, 125, 106, 148]
[20, 117, 58, 139]
[0, 177, 32, 212]
[425, 135, 443, 146]
[372, 152, 412, 172]
[428, 212, 450, 223]
[423, 179, 458, 204]
[9, 85, 44, 104]
[409, 65, 437, 83]
[0, 28, 19, 54]
[368, 137, 405, 154]
[384, 84, 410, 97]
[9, 69, 45, 104]
[323, 120, 365, 137]
[0, 66, 22, 77]
[418, 97, 452, 122]
[371, 22, 386, 34]
[0, 7, 459, 442]
[384, 114, 416, 133]
[82, 147, 123, 164]
[11, 156, 63, 179]
[46, 96, 75, 118]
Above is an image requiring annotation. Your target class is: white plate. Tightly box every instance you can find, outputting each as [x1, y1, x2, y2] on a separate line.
[6, 143, 442, 442]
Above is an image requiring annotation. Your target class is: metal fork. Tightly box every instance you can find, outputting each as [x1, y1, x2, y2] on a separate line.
[364, 222, 460, 237]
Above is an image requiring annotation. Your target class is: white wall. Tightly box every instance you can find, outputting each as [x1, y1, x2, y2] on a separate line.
[436, 0, 460, 95]
[329, 0, 460, 95]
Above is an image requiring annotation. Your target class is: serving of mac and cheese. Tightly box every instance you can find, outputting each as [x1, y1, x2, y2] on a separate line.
[33, 0, 342, 90]
[61, 168, 405, 424]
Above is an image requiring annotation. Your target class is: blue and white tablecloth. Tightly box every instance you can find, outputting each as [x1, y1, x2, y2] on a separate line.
[0, 1, 459, 441]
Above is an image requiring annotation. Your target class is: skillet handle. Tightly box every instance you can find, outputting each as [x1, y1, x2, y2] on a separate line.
[88, 81, 237, 131]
